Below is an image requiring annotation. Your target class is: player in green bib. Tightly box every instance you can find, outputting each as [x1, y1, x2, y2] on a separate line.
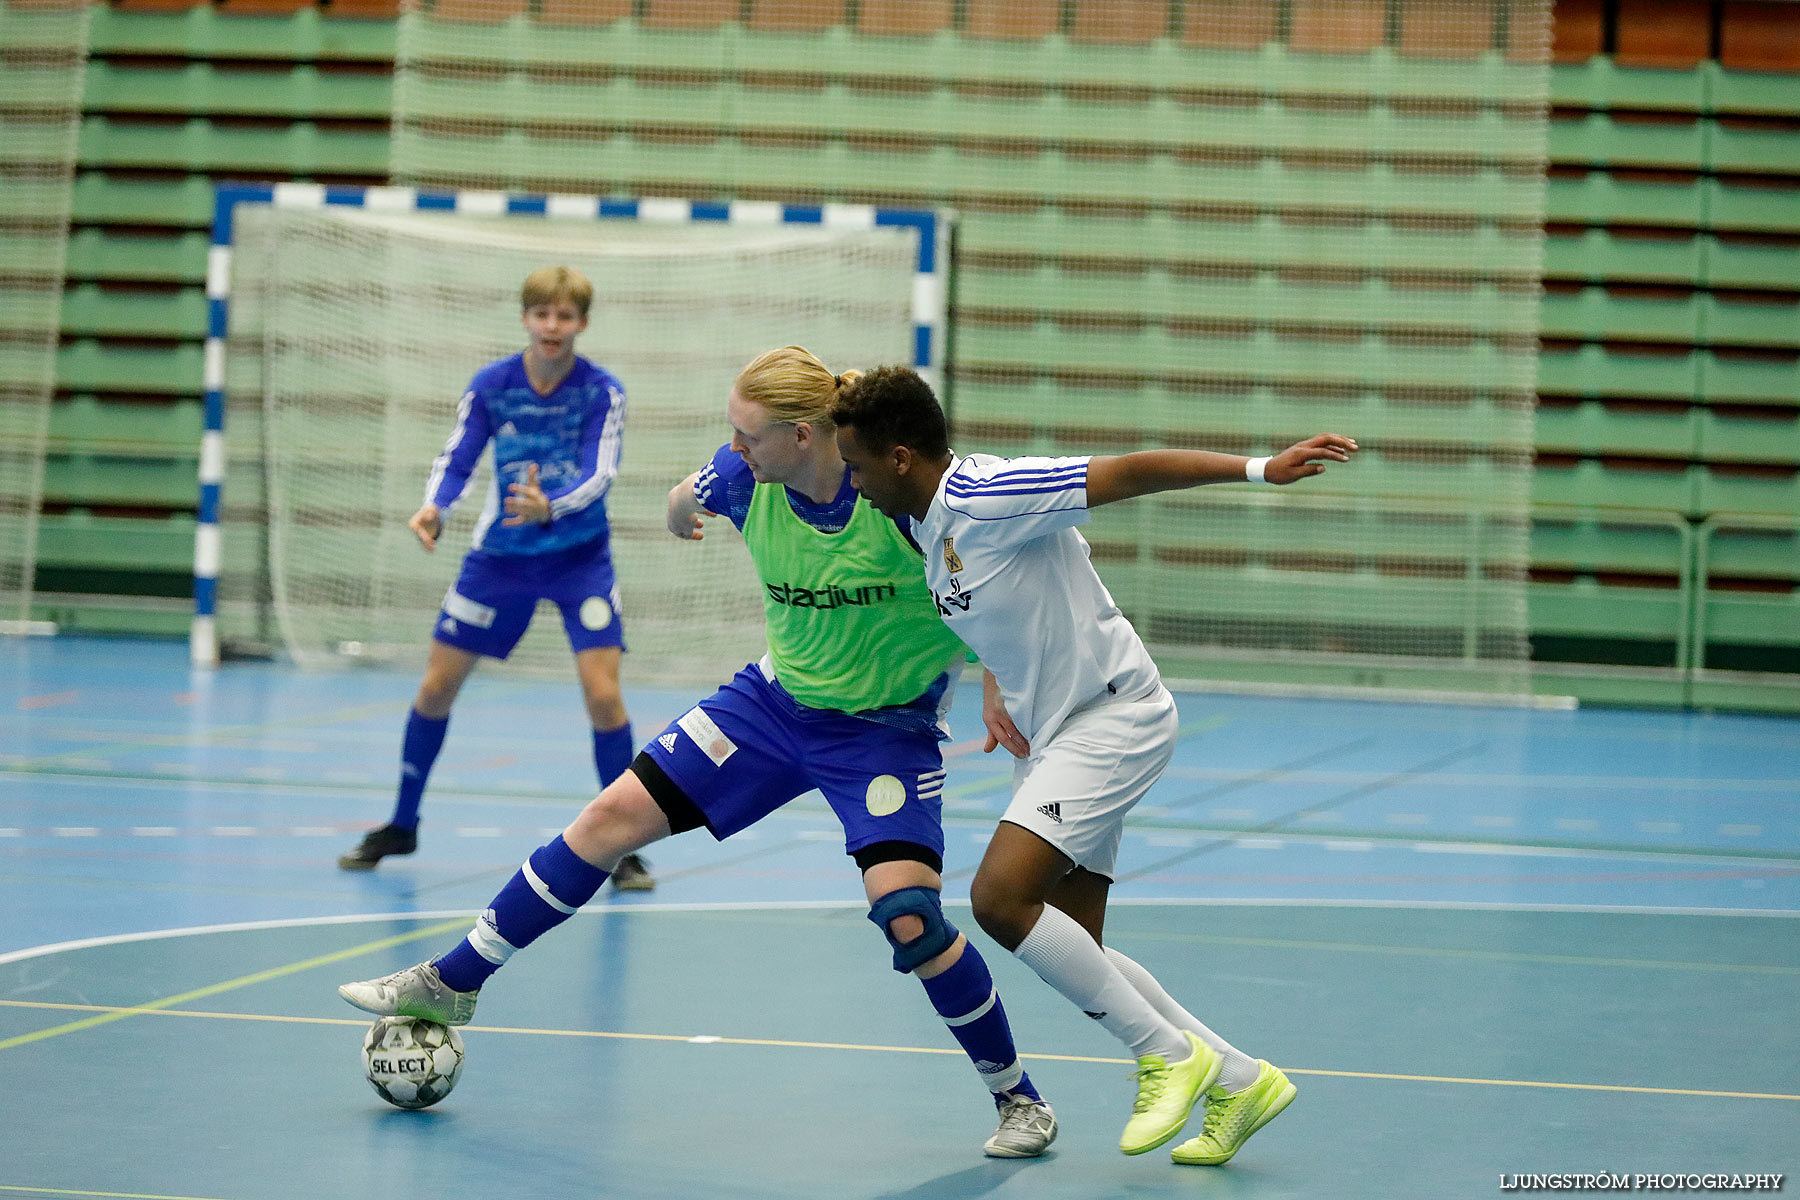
[341, 346, 1057, 1158]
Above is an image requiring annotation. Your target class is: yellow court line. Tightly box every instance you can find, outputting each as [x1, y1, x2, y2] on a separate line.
[2, 998, 1794, 1102]
[1282, 1067, 1800, 1102]
[0, 1187, 240, 1200]
[0, 998, 1110, 1061]
[0, 918, 468, 1054]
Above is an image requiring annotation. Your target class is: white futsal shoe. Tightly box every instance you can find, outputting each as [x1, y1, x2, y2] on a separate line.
[983, 1094, 1058, 1158]
[338, 962, 478, 1026]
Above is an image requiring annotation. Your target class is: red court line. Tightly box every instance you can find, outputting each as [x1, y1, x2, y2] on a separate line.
[18, 691, 80, 711]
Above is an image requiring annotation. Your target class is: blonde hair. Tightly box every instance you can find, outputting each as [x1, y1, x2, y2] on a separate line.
[733, 345, 862, 427]
[520, 266, 594, 316]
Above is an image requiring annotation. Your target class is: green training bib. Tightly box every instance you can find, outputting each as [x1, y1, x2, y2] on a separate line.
[744, 480, 964, 713]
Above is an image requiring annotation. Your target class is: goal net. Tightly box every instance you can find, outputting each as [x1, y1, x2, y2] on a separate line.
[0, 0, 89, 633]
[205, 187, 933, 684]
[387, 0, 1552, 699]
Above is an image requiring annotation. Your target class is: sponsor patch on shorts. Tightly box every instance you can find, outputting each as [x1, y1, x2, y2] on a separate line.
[865, 774, 906, 817]
[677, 706, 737, 767]
[442, 589, 497, 629]
[579, 596, 613, 630]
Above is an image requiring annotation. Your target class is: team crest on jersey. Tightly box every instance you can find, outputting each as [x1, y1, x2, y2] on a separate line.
[942, 536, 963, 573]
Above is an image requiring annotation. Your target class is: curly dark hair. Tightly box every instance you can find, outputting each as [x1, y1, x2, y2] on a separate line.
[828, 364, 950, 459]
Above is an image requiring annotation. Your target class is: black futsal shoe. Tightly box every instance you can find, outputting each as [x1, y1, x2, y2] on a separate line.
[337, 823, 418, 870]
[609, 852, 655, 891]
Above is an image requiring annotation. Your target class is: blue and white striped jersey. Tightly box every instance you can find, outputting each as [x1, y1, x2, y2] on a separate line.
[693, 442, 859, 534]
[424, 353, 625, 555]
[917, 452, 1160, 746]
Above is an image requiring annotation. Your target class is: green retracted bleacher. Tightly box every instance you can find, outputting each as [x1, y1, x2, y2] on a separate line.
[1536, 0, 1800, 704]
[40, 0, 1800, 708]
[41, 2, 394, 633]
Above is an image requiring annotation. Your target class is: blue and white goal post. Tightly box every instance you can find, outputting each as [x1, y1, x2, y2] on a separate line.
[192, 183, 953, 670]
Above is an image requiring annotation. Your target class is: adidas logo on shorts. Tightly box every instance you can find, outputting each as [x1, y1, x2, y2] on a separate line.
[658, 731, 678, 753]
[1036, 802, 1063, 824]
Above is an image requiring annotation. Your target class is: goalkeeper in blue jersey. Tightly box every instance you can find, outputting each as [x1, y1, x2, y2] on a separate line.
[337, 266, 650, 891]
[341, 346, 1057, 1158]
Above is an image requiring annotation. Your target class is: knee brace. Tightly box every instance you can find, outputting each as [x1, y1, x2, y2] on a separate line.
[868, 885, 959, 974]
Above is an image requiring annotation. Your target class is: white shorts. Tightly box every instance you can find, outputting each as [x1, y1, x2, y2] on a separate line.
[1001, 684, 1179, 879]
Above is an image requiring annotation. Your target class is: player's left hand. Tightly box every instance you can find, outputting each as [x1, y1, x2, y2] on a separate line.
[1266, 433, 1358, 484]
[503, 462, 551, 525]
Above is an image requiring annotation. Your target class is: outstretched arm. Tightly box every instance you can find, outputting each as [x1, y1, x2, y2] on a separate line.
[1085, 433, 1358, 508]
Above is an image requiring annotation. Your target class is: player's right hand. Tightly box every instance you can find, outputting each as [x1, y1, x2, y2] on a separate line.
[669, 509, 705, 540]
[408, 504, 443, 551]
[981, 669, 1030, 759]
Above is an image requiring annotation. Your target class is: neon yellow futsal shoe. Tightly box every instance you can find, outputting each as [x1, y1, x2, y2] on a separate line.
[1170, 1059, 1297, 1166]
[1119, 1031, 1221, 1155]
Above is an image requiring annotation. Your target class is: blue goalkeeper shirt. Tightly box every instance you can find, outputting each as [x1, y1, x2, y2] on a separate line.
[424, 352, 626, 555]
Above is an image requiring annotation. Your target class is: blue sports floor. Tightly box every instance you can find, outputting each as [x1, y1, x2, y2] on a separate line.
[2, 636, 1796, 1199]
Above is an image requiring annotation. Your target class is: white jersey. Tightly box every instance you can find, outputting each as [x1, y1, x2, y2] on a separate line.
[917, 452, 1161, 746]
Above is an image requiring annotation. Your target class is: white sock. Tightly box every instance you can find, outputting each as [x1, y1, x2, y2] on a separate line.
[1104, 946, 1262, 1092]
[1013, 904, 1189, 1061]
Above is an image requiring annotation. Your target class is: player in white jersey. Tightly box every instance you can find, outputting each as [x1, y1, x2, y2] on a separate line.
[831, 365, 1355, 1166]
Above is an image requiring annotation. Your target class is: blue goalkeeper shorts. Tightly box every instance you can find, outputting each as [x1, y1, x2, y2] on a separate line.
[433, 536, 625, 659]
[640, 663, 948, 860]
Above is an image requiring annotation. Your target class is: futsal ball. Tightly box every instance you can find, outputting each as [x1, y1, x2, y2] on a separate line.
[362, 1016, 465, 1110]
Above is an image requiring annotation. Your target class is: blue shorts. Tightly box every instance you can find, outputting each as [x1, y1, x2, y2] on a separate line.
[433, 537, 626, 660]
[641, 664, 947, 860]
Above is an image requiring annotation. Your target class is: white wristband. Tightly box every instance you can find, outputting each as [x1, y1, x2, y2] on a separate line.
[1245, 456, 1271, 484]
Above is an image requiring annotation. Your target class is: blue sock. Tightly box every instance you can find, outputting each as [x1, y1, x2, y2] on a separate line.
[389, 709, 449, 830]
[434, 835, 609, 993]
[920, 940, 1040, 1102]
[592, 722, 633, 790]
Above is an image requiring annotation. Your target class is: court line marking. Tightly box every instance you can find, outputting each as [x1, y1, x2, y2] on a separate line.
[0, 918, 467, 1053]
[1105, 924, 1800, 975]
[0, 1186, 239, 1200]
[17, 690, 80, 711]
[7, 813, 1797, 873]
[1278, 1067, 1797, 1101]
[9, 697, 416, 768]
[1103, 896, 1800, 917]
[3, 998, 1793, 1104]
[5, 897, 1797, 970]
[1124, 740, 1494, 879]
[8, 768, 1798, 864]
[15, 756, 1799, 795]
[0, 766, 578, 809]
[1156, 765, 1800, 794]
